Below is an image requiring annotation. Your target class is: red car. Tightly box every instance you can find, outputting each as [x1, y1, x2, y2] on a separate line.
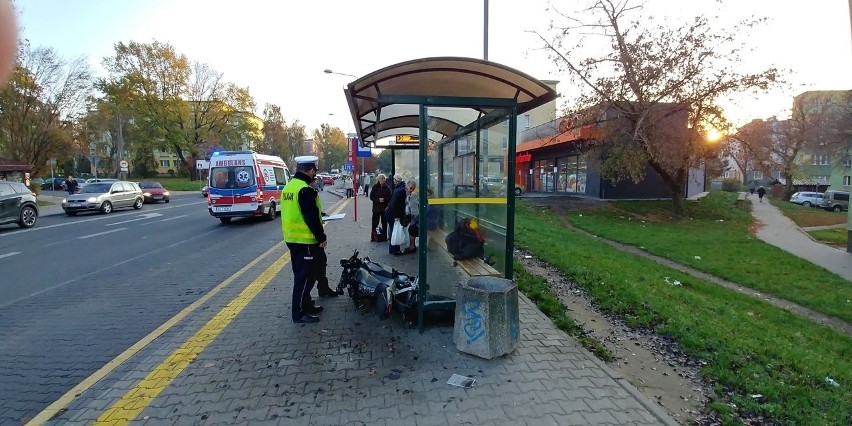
[139, 181, 170, 203]
[321, 176, 334, 185]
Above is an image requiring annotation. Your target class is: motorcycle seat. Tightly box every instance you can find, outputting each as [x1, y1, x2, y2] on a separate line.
[363, 261, 395, 279]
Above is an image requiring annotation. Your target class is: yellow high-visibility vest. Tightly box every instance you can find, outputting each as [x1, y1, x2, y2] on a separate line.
[280, 179, 323, 244]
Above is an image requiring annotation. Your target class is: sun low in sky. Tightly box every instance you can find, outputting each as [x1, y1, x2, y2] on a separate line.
[15, 0, 852, 132]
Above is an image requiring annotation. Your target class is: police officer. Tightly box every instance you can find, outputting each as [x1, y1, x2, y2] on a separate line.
[281, 155, 327, 324]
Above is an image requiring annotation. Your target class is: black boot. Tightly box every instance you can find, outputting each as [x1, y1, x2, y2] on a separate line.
[317, 278, 339, 297]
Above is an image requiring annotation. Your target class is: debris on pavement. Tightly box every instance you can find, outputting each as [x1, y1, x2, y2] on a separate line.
[447, 374, 475, 388]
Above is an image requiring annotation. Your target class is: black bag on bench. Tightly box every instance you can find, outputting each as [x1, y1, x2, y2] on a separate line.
[445, 218, 484, 260]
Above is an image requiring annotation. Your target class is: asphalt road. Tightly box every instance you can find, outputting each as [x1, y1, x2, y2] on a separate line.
[0, 189, 339, 424]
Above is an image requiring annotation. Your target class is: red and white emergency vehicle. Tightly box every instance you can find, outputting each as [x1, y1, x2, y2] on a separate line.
[206, 151, 290, 224]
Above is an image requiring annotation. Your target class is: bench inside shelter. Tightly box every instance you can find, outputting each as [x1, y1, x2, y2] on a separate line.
[427, 228, 501, 277]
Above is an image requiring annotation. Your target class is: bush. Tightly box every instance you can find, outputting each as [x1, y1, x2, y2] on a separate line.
[721, 178, 742, 192]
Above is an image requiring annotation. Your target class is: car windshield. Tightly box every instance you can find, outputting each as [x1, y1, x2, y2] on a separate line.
[80, 183, 112, 193]
[139, 182, 163, 189]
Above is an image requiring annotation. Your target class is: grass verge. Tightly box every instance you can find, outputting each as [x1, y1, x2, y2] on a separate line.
[808, 228, 849, 247]
[515, 202, 851, 424]
[561, 191, 851, 322]
[148, 177, 205, 191]
[513, 262, 612, 361]
[769, 197, 847, 227]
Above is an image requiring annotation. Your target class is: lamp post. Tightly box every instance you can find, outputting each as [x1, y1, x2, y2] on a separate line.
[323, 69, 356, 78]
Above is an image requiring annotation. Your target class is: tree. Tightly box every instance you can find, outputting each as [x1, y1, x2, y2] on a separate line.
[102, 41, 257, 180]
[537, 0, 780, 215]
[311, 123, 348, 171]
[0, 44, 91, 175]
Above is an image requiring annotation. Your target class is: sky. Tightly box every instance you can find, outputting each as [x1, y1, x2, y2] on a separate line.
[14, 0, 852, 133]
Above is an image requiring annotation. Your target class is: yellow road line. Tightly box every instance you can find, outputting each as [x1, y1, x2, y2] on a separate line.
[26, 241, 285, 426]
[94, 252, 292, 425]
[429, 197, 507, 205]
[92, 198, 349, 424]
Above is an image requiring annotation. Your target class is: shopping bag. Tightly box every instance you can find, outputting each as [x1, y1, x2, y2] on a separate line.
[390, 219, 408, 246]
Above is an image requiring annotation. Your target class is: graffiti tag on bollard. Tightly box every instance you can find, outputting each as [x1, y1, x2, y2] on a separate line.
[462, 298, 485, 344]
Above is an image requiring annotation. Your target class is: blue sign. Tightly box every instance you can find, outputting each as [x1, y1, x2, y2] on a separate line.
[343, 163, 354, 171]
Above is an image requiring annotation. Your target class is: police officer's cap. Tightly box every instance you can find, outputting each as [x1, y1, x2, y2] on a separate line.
[294, 155, 319, 169]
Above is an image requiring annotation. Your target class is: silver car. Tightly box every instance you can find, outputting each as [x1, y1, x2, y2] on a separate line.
[62, 181, 144, 216]
[789, 191, 823, 207]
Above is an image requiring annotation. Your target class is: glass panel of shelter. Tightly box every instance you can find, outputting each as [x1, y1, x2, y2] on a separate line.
[421, 106, 512, 302]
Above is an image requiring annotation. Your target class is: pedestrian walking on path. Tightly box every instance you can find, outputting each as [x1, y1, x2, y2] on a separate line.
[749, 197, 852, 281]
[757, 186, 766, 202]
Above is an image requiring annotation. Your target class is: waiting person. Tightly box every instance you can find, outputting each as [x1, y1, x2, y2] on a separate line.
[280, 155, 327, 324]
[384, 175, 408, 255]
[362, 173, 371, 195]
[64, 175, 78, 195]
[757, 186, 766, 203]
[369, 174, 391, 242]
[404, 188, 440, 254]
[343, 176, 354, 198]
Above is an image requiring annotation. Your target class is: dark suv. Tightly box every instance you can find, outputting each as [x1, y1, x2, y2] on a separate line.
[0, 181, 39, 228]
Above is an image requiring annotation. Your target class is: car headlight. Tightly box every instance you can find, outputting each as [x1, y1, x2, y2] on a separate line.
[143, 192, 151, 197]
[87, 197, 97, 203]
[163, 191, 169, 195]
[61, 198, 66, 204]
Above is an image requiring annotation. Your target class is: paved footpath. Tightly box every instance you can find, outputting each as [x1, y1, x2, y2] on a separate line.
[749, 196, 852, 281]
[36, 195, 674, 425]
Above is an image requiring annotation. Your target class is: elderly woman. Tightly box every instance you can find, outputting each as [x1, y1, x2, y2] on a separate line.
[384, 175, 409, 254]
[369, 174, 392, 241]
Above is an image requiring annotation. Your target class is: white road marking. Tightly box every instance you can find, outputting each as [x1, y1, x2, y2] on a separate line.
[158, 214, 188, 222]
[78, 228, 127, 239]
[106, 212, 163, 226]
[0, 201, 208, 237]
[0, 252, 21, 259]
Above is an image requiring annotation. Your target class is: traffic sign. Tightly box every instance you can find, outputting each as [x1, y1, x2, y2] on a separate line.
[119, 160, 128, 168]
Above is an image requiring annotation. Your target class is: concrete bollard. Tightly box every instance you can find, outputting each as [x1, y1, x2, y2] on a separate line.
[453, 277, 520, 359]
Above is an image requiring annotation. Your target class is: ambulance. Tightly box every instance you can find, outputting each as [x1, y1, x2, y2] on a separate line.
[206, 151, 290, 224]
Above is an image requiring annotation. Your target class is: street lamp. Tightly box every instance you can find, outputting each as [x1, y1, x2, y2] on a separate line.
[323, 69, 357, 78]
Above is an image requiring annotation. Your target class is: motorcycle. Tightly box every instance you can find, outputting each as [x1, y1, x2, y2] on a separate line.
[337, 250, 419, 324]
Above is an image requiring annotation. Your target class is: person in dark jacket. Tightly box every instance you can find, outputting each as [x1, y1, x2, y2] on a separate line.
[757, 186, 766, 203]
[384, 175, 408, 254]
[64, 175, 78, 195]
[369, 174, 392, 241]
[405, 188, 440, 253]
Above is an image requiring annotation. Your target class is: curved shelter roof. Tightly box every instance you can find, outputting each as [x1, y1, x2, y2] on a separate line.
[345, 57, 557, 146]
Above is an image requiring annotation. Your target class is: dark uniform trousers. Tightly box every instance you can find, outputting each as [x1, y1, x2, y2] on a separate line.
[287, 242, 321, 320]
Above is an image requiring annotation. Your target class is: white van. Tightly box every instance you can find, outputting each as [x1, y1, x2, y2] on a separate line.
[207, 151, 290, 224]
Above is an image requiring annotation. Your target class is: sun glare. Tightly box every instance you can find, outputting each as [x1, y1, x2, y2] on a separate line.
[706, 128, 723, 142]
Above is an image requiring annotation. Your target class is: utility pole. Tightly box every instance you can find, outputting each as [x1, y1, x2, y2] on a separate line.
[483, 0, 489, 61]
[117, 108, 125, 179]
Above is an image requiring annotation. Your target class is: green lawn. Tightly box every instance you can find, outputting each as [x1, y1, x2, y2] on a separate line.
[142, 177, 205, 191]
[559, 192, 850, 322]
[769, 197, 848, 227]
[515, 202, 851, 425]
[809, 228, 849, 247]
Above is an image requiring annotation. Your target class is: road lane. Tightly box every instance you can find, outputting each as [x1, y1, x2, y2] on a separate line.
[0, 191, 342, 424]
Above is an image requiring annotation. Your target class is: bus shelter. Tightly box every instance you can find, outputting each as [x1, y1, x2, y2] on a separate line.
[345, 57, 557, 330]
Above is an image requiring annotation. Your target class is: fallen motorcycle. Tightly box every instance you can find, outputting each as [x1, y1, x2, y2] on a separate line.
[337, 250, 419, 324]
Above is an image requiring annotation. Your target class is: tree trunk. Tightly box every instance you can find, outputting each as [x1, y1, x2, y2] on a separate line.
[648, 160, 686, 216]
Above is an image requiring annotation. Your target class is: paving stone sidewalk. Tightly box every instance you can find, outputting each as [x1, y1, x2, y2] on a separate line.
[48, 195, 675, 425]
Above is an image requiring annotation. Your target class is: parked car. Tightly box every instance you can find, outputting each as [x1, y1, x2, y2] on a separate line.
[60, 178, 87, 192]
[139, 181, 170, 203]
[0, 181, 39, 228]
[819, 190, 849, 212]
[62, 181, 144, 215]
[41, 177, 65, 190]
[789, 191, 823, 207]
[84, 178, 118, 184]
